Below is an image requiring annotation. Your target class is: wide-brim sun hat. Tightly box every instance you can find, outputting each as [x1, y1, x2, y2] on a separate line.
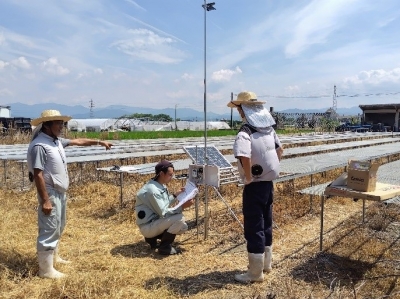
[227, 91, 266, 108]
[31, 109, 72, 126]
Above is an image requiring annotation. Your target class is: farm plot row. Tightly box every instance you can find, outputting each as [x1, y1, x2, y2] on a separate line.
[2, 135, 400, 191]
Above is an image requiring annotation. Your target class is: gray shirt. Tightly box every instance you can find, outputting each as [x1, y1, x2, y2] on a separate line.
[30, 138, 70, 171]
[27, 132, 71, 192]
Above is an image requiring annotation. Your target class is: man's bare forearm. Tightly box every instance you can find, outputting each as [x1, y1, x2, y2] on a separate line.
[239, 156, 252, 183]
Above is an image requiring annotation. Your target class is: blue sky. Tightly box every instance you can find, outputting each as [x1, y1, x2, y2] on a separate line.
[0, 0, 400, 114]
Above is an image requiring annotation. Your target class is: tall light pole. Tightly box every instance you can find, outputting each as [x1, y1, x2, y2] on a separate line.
[202, 1, 215, 239]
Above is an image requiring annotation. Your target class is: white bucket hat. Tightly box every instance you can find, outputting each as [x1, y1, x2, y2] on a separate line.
[31, 110, 72, 127]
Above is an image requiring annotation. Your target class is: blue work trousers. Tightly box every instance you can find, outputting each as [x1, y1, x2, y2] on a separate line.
[37, 189, 67, 251]
[242, 181, 273, 254]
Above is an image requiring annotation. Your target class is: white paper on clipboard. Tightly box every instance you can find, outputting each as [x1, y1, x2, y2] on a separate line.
[170, 180, 198, 210]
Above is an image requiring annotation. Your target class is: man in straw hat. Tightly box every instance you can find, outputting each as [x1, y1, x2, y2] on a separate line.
[135, 160, 194, 255]
[27, 109, 112, 279]
[228, 91, 284, 283]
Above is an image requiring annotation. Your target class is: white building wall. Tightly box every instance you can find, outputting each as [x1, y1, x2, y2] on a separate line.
[0, 106, 11, 118]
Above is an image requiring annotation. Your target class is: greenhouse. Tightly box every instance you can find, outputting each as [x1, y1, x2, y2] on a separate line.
[66, 119, 231, 132]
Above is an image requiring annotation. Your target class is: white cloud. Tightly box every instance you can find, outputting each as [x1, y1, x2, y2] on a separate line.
[55, 83, 69, 89]
[285, 85, 300, 91]
[181, 73, 193, 80]
[41, 57, 70, 75]
[211, 66, 242, 82]
[111, 29, 185, 64]
[166, 90, 191, 99]
[0, 88, 13, 96]
[285, 0, 361, 57]
[344, 68, 400, 85]
[124, 0, 146, 11]
[378, 17, 396, 28]
[174, 73, 194, 83]
[0, 60, 9, 70]
[77, 68, 103, 80]
[0, 32, 5, 45]
[11, 56, 31, 69]
[128, 28, 173, 47]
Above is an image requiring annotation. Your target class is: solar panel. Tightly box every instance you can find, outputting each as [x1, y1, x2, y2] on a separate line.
[183, 145, 232, 169]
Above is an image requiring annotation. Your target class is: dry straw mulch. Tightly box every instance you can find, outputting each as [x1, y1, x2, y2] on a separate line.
[1, 175, 400, 299]
[1, 132, 400, 298]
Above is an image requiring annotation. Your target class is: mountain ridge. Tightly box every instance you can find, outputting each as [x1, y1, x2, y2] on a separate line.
[4, 102, 362, 120]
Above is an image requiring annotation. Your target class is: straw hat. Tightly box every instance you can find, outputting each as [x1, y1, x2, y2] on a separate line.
[31, 110, 72, 126]
[227, 91, 266, 108]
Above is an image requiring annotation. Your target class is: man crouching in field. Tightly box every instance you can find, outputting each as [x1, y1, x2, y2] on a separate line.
[27, 109, 112, 279]
[135, 160, 194, 255]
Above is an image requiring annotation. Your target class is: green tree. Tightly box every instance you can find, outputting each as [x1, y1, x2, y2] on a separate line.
[153, 114, 172, 122]
[122, 113, 172, 122]
[320, 117, 340, 133]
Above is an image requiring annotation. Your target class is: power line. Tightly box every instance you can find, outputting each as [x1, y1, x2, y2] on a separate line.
[256, 91, 400, 99]
[337, 91, 400, 97]
[257, 95, 330, 98]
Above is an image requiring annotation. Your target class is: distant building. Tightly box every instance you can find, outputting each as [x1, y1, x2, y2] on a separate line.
[0, 105, 11, 118]
[0, 105, 31, 132]
[359, 103, 400, 132]
[325, 107, 339, 119]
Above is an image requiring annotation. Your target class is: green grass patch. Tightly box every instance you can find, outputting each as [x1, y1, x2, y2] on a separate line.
[66, 128, 314, 140]
[67, 130, 238, 140]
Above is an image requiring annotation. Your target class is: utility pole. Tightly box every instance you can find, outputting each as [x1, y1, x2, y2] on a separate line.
[89, 99, 95, 118]
[230, 92, 233, 129]
[332, 85, 337, 112]
[174, 104, 178, 130]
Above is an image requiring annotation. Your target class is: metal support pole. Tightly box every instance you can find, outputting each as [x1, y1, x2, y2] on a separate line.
[213, 186, 243, 229]
[96, 161, 99, 181]
[3, 160, 6, 187]
[21, 162, 25, 190]
[203, 0, 208, 240]
[119, 172, 123, 207]
[362, 199, 366, 223]
[309, 174, 313, 212]
[194, 146, 200, 237]
[201, 0, 215, 239]
[320, 195, 325, 251]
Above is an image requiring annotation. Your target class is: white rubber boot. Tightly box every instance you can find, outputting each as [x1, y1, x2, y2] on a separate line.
[235, 253, 264, 283]
[38, 250, 65, 279]
[264, 246, 272, 273]
[55, 244, 71, 264]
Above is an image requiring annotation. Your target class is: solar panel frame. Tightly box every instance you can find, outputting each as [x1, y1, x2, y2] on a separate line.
[183, 145, 232, 169]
